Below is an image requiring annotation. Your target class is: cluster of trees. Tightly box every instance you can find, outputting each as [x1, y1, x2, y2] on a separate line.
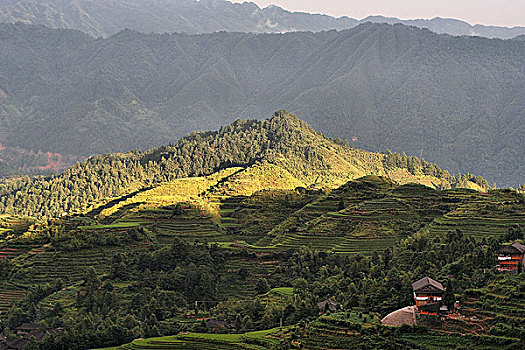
[383, 151, 490, 189]
[1, 238, 222, 348]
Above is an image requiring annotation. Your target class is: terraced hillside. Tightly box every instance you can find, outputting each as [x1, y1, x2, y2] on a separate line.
[260, 178, 466, 254]
[0, 166, 523, 349]
[84, 173, 515, 256]
[425, 189, 525, 240]
[114, 328, 285, 350]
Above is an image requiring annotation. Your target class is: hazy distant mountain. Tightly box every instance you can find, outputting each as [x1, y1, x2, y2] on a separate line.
[0, 22, 523, 187]
[0, 0, 357, 37]
[362, 16, 525, 39]
[0, 0, 524, 39]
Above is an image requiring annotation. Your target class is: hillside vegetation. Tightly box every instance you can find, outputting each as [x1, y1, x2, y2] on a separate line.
[0, 113, 488, 219]
[0, 165, 522, 349]
[0, 23, 523, 186]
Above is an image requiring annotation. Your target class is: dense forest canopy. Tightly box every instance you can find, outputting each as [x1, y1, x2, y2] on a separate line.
[0, 23, 523, 186]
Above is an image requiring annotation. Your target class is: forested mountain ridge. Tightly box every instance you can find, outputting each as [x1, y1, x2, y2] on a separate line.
[0, 0, 524, 39]
[0, 23, 523, 186]
[0, 113, 488, 219]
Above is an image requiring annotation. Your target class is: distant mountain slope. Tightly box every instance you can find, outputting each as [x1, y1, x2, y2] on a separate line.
[0, 113, 486, 219]
[0, 0, 523, 39]
[362, 16, 525, 39]
[0, 23, 522, 186]
[0, 0, 357, 37]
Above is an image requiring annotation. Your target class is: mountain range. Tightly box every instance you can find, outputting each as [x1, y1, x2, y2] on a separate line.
[0, 0, 524, 39]
[0, 22, 523, 186]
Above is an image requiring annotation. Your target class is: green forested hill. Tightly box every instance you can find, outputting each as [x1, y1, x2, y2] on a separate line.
[0, 113, 488, 219]
[0, 23, 523, 186]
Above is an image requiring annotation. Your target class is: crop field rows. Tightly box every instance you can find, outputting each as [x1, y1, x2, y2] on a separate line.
[300, 318, 362, 350]
[155, 219, 230, 245]
[134, 204, 232, 244]
[0, 241, 46, 260]
[462, 295, 525, 320]
[397, 334, 510, 350]
[218, 196, 249, 210]
[114, 328, 284, 350]
[14, 250, 109, 285]
[0, 216, 32, 229]
[219, 258, 280, 299]
[272, 233, 400, 254]
[37, 286, 79, 314]
[427, 211, 523, 238]
[0, 287, 25, 313]
[277, 197, 341, 233]
[119, 338, 258, 349]
[0, 247, 21, 259]
[356, 198, 408, 212]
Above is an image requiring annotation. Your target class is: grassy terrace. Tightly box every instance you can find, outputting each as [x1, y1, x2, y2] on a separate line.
[398, 334, 519, 350]
[0, 286, 25, 313]
[78, 221, 145, 230]
[218, 257, 281, 299]
[269, 287, 293, 297]
[12, 249, 110, 285]
[111, 328, 285, 349]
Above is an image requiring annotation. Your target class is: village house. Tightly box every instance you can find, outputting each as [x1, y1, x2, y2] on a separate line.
[0, 323, 62, 350]
[497, 241, 525, 272]
[412, 276, 445, 316]
[317, 298, 342, 313]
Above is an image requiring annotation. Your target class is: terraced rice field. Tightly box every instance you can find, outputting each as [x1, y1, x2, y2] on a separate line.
[0, 287, 25, 313]
[38, 286, 79, 313]
[426, 205, 525, 239]
[266, 231, 402, 254]
[219, 257, 280, 299]
[115, 328, 283, 349]
[14, 250, 109, 285]
[299, 317, 369, 349]
[0, 242, 45, 259]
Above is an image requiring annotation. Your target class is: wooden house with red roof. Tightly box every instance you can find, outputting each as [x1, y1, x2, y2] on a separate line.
[412, 276, 445, 316]
[497, 241, 525, 272]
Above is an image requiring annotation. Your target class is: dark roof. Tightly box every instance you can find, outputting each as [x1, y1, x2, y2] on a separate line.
[498, 242, 525, 254]
[6, 339, 27, 350]
[412, 276, 445, 293]
[16, 323, 41, 331]
[22, 330, 46, 341]
[317, 299, 341, 312]
[206, 319, 234, 329]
